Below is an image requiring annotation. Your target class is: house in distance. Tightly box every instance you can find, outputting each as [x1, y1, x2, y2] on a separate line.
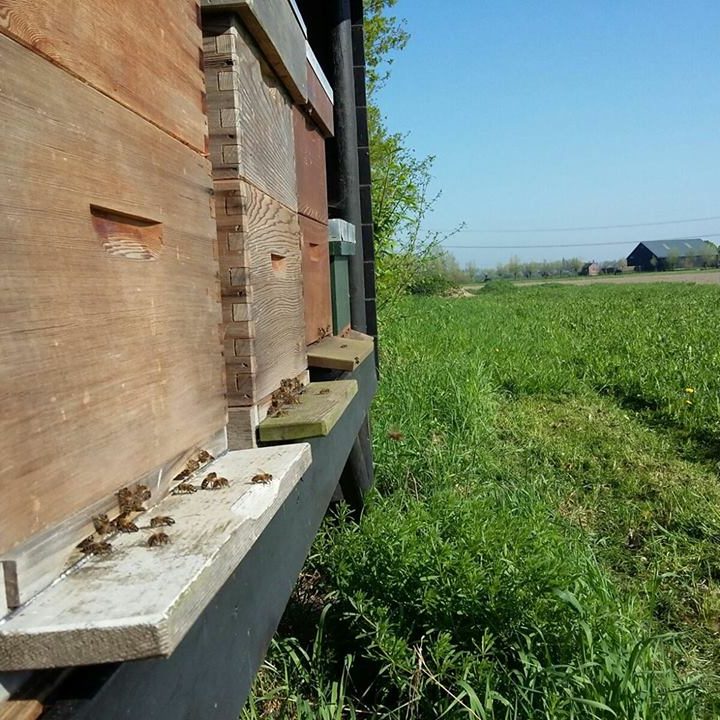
[627, 238, 718, 271]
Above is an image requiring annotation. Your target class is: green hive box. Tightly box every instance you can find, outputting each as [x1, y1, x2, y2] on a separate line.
[328, 219, 356, 334]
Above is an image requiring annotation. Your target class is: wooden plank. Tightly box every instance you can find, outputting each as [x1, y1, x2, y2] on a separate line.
[299, 215, 332, 346]
[0, 37, 226, 557]
[215, 180, 307, 403]
[44, 358, 377, 720]
[306, 336, 374, 371]
[201, 0, 308, 103]
[204, 17, 298, 209]
[258, 381, 357, 442]
[305, 49, 335, 138]
[0, 445, 312, 671]
[0, 0, 207, 153]
[0, 670, 68, 720]
[2, 430, 227, 612]
[294, 108, 329, 224]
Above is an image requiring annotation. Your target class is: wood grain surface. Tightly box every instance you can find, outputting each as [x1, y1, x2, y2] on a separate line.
[0, 445, 312, 671]
[0, 37, 226, 556]
[294, 107, 329, 224]
[258, 381, 357, 441]
[305, 53, 335, 138]
[216, 180, 307, 405]
[201, 0, 308, 103]
[204, 17, 298, 210]
[299, 215, 332, 346]
[306, 336, 374, 371]
[0, 0, 207, 153]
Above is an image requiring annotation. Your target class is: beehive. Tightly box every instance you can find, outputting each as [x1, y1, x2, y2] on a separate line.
[204, 15, 308, 447]
[0, 2, 224, 559]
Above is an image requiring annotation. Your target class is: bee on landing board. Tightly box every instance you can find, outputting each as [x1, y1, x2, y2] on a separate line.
[202, 472, 229, 490]
[113, 512, 139, 533]
[171, 482, 198, 495]
[150, 515, 175, 528]
[147, 532, 170, 548]
[198, 450, 214, 463]
[93, 514, 113, 535]
[250, 472, 273, 485]
[77, 536, 112, 555]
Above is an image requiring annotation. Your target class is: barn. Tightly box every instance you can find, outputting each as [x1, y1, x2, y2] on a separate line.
[626, 238, 718, 271]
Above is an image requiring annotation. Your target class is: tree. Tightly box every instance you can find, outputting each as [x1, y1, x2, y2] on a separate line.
[364, 1, 461, 310]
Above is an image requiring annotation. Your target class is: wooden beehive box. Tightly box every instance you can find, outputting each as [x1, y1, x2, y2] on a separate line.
[0, 5, 225, 571]
[295, 44, 335, 347]
[295, 107, 332, 346]
[204, 14, 308, 447]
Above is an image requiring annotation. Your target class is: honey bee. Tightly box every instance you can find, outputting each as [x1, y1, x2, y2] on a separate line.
[198, 450, 214, 463]
[134, 484, 151, 502]
[251, 472, 273, 485]
[93, 514, 113, 535]
[77, 535, 96, 552]
[354, 356, 360, 363]
[340, 344, 348, 348]
[172, 469, 190, 483]
[113, 512, 139, 533]
[318, 325, 331, 339]
[202, 473, 229, 490]
[388, 430, 405, 442]
[171, 482, 198, 495]
[116, 487, 133, 512]
[318, 388, 331, 395]
[186, 458, 200, 473]
[78, 536, 112, 555]
[150, 515, 175, 528]
[147, 532, 170, 547]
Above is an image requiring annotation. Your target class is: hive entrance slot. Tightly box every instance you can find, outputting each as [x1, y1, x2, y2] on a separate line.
[271, 253, 287, 272]
[91, 205, 163, 260]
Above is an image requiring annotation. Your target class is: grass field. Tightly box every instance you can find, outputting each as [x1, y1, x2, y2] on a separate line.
[244, 282, 720, 719]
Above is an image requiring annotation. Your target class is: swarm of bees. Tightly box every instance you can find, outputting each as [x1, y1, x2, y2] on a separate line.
[250, 472, 273, 485]
[268, 377, 305, 417]
[201, 472, 230, 490]
[76, 447, 219, 557]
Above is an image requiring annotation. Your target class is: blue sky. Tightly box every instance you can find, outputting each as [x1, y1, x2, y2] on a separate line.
[376, 1, 720, 268]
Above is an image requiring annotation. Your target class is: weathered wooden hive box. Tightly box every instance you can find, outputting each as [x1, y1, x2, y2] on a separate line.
[295, 45, 335, 346]
[0, 2, 225, 567]
[205, 12, 336, 448]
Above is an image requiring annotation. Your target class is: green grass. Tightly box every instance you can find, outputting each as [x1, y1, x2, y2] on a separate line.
[243, 283, 720, 719]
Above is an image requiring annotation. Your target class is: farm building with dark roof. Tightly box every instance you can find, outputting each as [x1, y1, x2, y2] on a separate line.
[627, 238, 718, 271]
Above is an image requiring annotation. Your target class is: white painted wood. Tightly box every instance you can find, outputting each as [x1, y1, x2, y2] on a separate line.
[0, 445, 311, 671]
[2, 430, 228, 612]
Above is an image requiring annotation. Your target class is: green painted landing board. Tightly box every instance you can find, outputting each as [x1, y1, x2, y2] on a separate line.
[258, 380, 358, 442]
[307, 335, 374, 371]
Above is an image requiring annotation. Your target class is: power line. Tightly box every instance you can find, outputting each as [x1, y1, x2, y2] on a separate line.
[428, 214, 720, 234]
[442, 233, 720, 251]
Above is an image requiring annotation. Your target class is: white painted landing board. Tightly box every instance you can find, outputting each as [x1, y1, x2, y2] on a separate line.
[0, 445, 311, 671]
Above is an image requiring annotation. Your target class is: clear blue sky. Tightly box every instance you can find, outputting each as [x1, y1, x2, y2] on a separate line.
[376, 1, 720, 268]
